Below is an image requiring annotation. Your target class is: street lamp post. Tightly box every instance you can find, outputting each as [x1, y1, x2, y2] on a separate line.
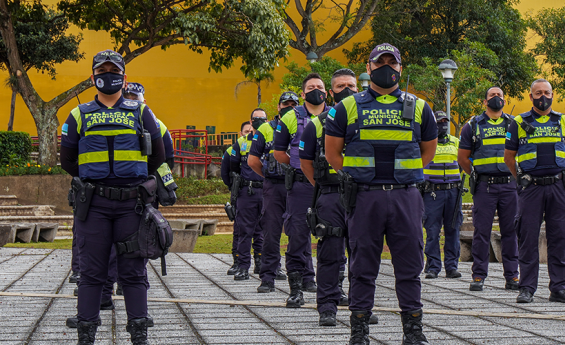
[306, 52, 318, 64]
[359, 73, 370, 91]
[438, 59, 458, 135]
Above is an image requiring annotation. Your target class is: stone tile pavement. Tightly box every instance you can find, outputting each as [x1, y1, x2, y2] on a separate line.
[0, 248, 564, 344]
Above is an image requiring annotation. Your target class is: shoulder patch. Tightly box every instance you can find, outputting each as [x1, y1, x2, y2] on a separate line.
[62, 123, 69, 136]
[506, 132, 511, 140]
[328, 107, 336, 120]
[122, 100, 139, 107]
[299, 141, 305, 150]
[253, 134, 259, 141]
[276, 124, 282, 132]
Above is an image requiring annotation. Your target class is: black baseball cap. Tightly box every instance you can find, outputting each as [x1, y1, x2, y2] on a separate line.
[92, 49, 125, 72]
[125, 82, 145, 96]
[369, 43, 401, 64]
[434, 111, 448, 120]
[279, 91, 300, 104]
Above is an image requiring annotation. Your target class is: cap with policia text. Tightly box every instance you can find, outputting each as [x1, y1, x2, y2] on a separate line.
[92, 50, 125, 72]
[434, 111, 448, 120]
[279, 91, 300, 104]
[125, 82, 145, 96]
[369, 43, 401, 64]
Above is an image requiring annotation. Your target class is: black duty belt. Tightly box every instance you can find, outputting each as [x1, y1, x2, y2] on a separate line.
[266, 178, 285, 184]
[532, 173, 563, 186]
[432, 182, 461, 190]
[359, 183, 416, 191]
[293, 173, 307, 183]
[241, 179, 263, 188]
[320, 185, 339, 194]
[478, 175, 515, 184]
[95, 185, 138, 201]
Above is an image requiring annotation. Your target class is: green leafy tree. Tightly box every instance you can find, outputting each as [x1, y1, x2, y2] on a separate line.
[528, 7, 565, 95]
[0, 0, 289, 166]
[234, 71, 275, 107]
[404, 42, 497, 136]
[345, 0, 537, 99]
[0, 0, 83, 131]
[284, 0, 379, 59]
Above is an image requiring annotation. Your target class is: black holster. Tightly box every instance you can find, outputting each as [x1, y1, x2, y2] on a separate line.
[72, 177, 95, 221]
[306, 206, 343, 238]
[284, 166, 295, 191]
[517, 172, 532, 190]
[469, 171, 478, 195]
[224, 202, 236, 221]
[337, 170, 357, 212]
[228, 172, 242, 216]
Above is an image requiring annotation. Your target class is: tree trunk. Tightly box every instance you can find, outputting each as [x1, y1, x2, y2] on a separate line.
[257, 82, 261, 106]
[35, 107, 59, 166]
[8, 89, 15, 131]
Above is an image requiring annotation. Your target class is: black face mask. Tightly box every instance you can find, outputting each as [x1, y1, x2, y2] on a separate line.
[487, 96, 504, 111]
[93, 72, 124, 95]
[252, 117, 267, 130]
[370, 65, 400, 89]
[333, 87, 356, 104]
[304, 89, 326, 106]
[533, 95, 552, 111]
[437, 122, 449, 138]
[279, 106, 294, 116]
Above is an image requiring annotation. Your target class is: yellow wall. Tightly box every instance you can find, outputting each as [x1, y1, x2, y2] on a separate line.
[0, 1, 563, 135]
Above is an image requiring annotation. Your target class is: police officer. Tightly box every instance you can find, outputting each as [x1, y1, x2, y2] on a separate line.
[230, 111, 268, 280]
[504, 79, 565, 304]
[60, 49, 165, 345]
[299, 69, 357, 326]
[458, 86, 519, 292]
[223, 122, 253, 275]
[274, 73, 329, 307]
[325, 43, 436, 345]
[422, 111, 463, 279]
[248, 92, 300, 292]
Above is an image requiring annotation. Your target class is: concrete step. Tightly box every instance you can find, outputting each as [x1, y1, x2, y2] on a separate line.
[161, 204, 224, 214]
[162, 212, 230, 223]
[0, 195, 18, 206]
[0, 205, 55, 216]
[462, 203, 472, 210]
[216, 221, 234, 234]
[0, 215, 73, 227]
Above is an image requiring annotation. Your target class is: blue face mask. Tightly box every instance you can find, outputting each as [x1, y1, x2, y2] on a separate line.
[93, 72, 124, 95]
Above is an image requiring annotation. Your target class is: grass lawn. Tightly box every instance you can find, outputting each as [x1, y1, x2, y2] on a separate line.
[5, 239, 73, 250]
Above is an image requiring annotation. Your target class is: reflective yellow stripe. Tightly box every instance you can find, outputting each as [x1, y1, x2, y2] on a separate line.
[329, 168, 337, 174]
[157, 163, 174, 186]
[434, 154, 457, 163]
[78, 151, 109, 165]
[528, 137, 561, 144]
[395, 158, 423, 170]
[114, 150, 148, 162]
[423, 169, 459, 176]
[343, 156, 375, 167]
[360, 129, 413, 141]
[482, 138, 505, 145]
[556, 151, 565, 159]
[517, 152, 536, 163]
[85, 129, 137, 136]
[473, 156, 505, 166]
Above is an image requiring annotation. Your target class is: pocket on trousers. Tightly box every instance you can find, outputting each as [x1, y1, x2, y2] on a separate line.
[514, 214, 522, 241]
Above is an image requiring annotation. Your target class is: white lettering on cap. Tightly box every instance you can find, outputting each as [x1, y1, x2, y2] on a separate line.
[377, 45, 395, 52]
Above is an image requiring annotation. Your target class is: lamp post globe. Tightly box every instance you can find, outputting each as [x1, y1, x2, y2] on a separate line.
[438, 59, 458, 135]
[359, 72, 370, 91]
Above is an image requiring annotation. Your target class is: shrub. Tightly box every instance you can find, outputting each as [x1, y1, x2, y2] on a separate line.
[0, 131, 32, 165]
[0, 163, 67, 176]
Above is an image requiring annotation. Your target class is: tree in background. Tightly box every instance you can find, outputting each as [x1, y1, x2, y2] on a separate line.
[0, 0, 289, 166]
[345, 0, 537, 100]
[404, 42, 498, 136]
[0, 1, 82, 131]
[284, 0, 379, 59]
[528, 7, 565, 96]
[234, 71, 275, 107]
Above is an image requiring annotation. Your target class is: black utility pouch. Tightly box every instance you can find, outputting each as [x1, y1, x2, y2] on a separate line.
[306, 207, 319, 235]
[75, 181, 95, 221]
[469, 172, 478, 195]
[140, 130, 152, 156]
[285, 167, 295, 191]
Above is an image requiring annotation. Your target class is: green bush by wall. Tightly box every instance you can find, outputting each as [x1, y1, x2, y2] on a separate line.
[0, 131, 32, 165]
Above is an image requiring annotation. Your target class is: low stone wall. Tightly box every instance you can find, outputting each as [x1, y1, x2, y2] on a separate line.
[0, 175, 72, 215]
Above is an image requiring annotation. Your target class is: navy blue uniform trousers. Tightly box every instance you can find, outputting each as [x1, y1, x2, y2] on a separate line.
[284, 180, 316, 284]
[516, 182, 565, 294]
[423, 188, 462, 273]
[259, 179, 286, 283]
[471, 181, 519, 280]
[75, 195, 148, 322]
[235, 185, 263, 271]
[316, 190, 347, 314]
[347, 187, 424, 313]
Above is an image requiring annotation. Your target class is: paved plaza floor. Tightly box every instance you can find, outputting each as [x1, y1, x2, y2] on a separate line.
[0, 248, 564, 344]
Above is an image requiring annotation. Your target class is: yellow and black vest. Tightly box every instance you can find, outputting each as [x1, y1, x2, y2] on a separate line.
[73, 100, 147, 180]
[423, 135, 460, 183]
[470, 113, 512, 175]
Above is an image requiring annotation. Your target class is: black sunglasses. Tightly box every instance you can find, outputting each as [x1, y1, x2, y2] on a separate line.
[93, 53, 124, 64]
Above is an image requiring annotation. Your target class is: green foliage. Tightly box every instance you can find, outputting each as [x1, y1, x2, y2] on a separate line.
[0, 162, 67, 176]
[528, 7, 565, 95]
[345, 0, 537, 100]
[4, 238, 73, 249]
[174, 175, 229, 204]
[58, 0, 290, 77]
[404, 42, 497, 135]
[0, 0, 83, 79]
[183, 193, 230, 205]
[0, 131, 32, 165]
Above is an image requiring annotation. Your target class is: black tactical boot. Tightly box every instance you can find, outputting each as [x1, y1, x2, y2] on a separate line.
[319, 310, 337, 326]
[227, 253, 239, 275]
[275, 267, 287, 280]
[234, 267, 249, 280]
[69, 271, 80, 284]
[286, 271, 305, 308]
[100, 298, 115, 310]
[257, 280, 275, 293]
[338, 270, 349, 306]
[77, 320, 98, 345]
[349, 310, 370, 345]
[126, 318, 150, 345]
[369, 313, 379, 325]
[74, 286, 79, 296]
[401, 309, 430, 345]
[66, 316, 101, 329]
[147, 313, 154, 327]
[303, 279, 317, 293]
[116, 284, 123, 296]
[253, 252, 262, 274]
